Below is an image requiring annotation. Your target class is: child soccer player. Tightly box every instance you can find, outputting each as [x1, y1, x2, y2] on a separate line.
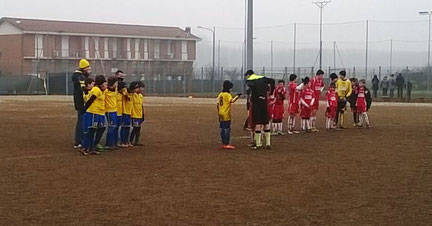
[325, 83, 338, 130]
[335, 71, 352, 129]
[115, 71, 127, 147]
[104, 76, 118, 150]
[310, 70, 325, 132]
[273, 80, 286, 135]
[287, 74, 300, 134]
[299, 77, 315, 133]
[356, 79, 372, 128]
[130, 81, 145, 146]
[82, 75, 107, 155]
[217, 80, 241, 150]
[119, 82, 135, 148]
[349, 78, 360, 127]
[267, 79, 276, 135]
[83, 77, 94, 103]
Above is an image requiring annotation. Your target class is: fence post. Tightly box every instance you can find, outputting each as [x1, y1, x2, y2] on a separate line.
[378, 66, 382, 80]
[46, 73, 49, 95]
[65, 72, 69, 95]
[200, 67, 204, 93]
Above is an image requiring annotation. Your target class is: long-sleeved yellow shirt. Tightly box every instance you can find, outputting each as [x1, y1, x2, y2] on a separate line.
[335, 78, 352, 98]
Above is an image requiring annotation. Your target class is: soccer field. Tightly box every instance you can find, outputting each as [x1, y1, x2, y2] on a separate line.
[0, 96, 431, 225]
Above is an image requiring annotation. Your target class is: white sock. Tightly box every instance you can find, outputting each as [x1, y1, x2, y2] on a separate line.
[363, 113, 370, 126]
[278, 123, 283, 132]
[301, 119, 305, 131]
[306, 119, 311, 130]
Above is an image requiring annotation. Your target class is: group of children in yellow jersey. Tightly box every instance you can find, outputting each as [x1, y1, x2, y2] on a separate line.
[217, 70, 373, 150]
[80, 70, 145, 156]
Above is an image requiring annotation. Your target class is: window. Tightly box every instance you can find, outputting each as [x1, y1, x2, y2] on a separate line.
[104, 38, 109, 59]
[61, 36, 69, 57]
[35, 34, 44, 57]
[127, 39, 131, 59]
[167, 40, 174, 59]
[112, 38, 117, 58]
[94, 37, 100, 58]
[84, 37, 89, 58]
[154, 40, 160, 59]
[134, 39, 140, 59]
[181, 41, 188, 60]
[143, 39, 148, 60]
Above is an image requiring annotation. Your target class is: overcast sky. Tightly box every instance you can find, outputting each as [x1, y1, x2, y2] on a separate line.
[1, 0, 431, 69]
[1, 0, 431, 28]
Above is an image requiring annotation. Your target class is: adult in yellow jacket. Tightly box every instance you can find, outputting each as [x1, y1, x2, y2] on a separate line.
[335, 71, 352, 128]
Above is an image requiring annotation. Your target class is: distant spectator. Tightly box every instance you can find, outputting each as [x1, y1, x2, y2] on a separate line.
[371, 75, 379, 98]
[389, 74, 396, 98]
[381, 76, 389, 96]
[396, 73, 405, 99]
[406, 80, 413, 101]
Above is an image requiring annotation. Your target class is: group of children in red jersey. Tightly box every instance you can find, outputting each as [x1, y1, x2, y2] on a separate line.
[221, 70, 372, 149]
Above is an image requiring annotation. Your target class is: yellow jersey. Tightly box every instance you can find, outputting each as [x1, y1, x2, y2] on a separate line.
[217, 92, 233, 121]
[105, 89, 117, 113]
[131, 93, 144, 119]
[116, 88, 126, 116]
[336, 79, 352, 98]
[87, 86, 105, 116]
[123, 92, 133, 115]
[83, 91, 91, 103]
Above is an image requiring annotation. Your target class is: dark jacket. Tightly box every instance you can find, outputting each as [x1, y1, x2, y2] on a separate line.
[365, 88, 372, 110]
[71, 70, 86, 112]
[372, 77, 379, 90]
[396, 75, 405, 88]
[246, 74, 270, 103]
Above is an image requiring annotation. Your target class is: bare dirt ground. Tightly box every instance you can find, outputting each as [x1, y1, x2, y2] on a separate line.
[0, 96, 431, 225]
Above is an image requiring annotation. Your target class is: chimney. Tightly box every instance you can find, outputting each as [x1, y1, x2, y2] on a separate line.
[185, 27, 191, 37]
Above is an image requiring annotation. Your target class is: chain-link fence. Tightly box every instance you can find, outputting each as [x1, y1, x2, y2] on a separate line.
[1, 66, 430, 101]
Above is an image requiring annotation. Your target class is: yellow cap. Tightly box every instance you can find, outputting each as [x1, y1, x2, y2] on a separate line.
[79, 59, 90, 69]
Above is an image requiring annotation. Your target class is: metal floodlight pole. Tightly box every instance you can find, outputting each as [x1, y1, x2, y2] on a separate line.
[419, 11, 432, 90]
[218, 40, 221, 81]
[390, 39, 393, 75]
[246, 0, 254, 71]
[314, 0, 331, 70]
[293, 23, 297, 73]
[365, 20, 369, 80]
[271, 40, 274, 76]
[197, 26, 216, 92]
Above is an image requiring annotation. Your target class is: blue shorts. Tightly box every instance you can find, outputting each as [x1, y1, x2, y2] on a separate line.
[84, 112, 106, 129]
[220, 121, 231, 129]
[122, 114, 131, 127]
[116, 115, 123, 127]
[132, 118, 143, 127]
[106, 112, 118, 127]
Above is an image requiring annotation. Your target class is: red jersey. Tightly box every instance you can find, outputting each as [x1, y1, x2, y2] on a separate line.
[326, 90, 338, 108]
[267, 90, 275, 119]
[311, 76, 325, 95]
[288, 82, 299, 104]
[274, 86, 286, 105]
[300, 87, 315, 107]
[356, 86, 367, 113]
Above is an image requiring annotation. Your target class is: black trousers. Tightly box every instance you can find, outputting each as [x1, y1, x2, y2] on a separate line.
[397, 87, 404, 98]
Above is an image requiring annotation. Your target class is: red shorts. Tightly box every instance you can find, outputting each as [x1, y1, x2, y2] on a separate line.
[357, 102, 367, 113]
[267, 104, 274, 120]
[325, 106, 337, 119]
[300, 106, 312, 119]
[289, 103, 299, 115]
[273, 104, 284, 120]
[312, 92, 321, 110]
